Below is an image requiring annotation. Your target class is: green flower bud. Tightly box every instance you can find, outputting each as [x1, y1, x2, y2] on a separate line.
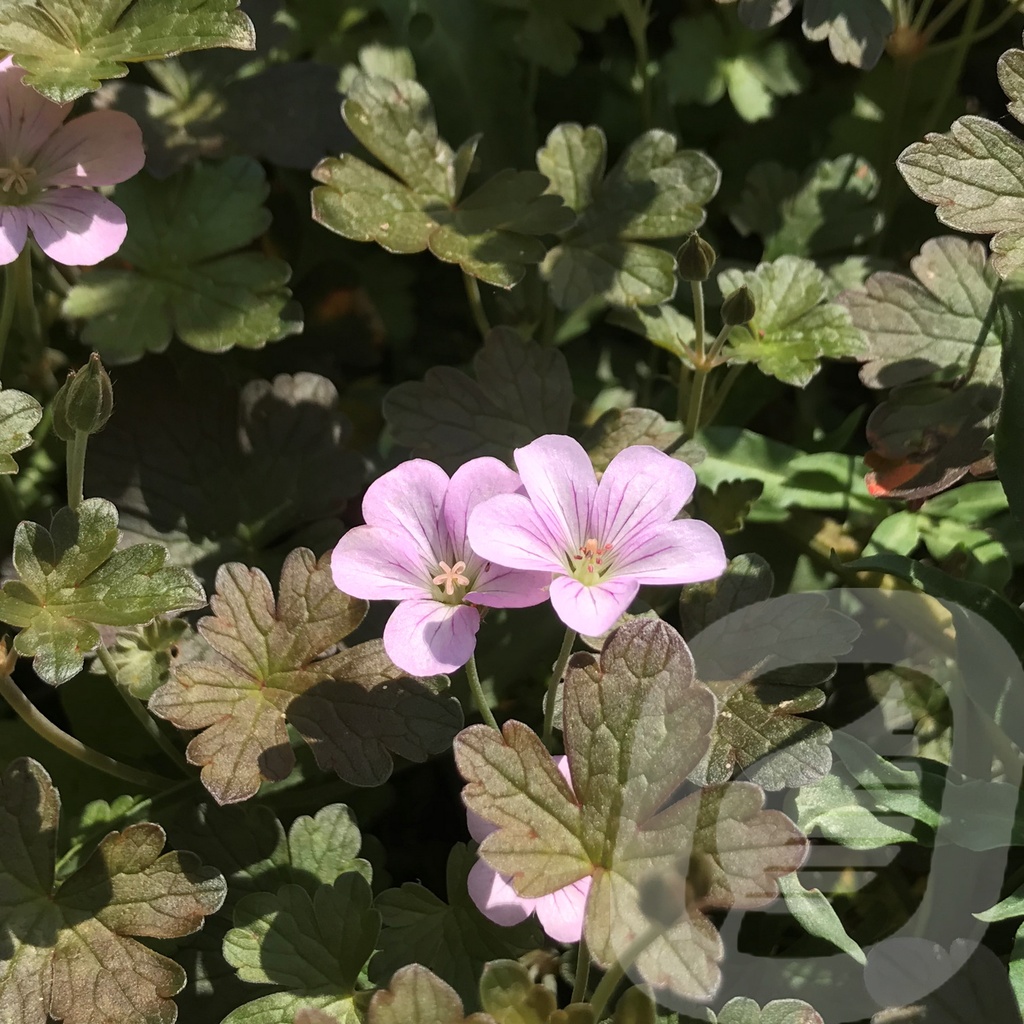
[675, 231, 717, 282]
[612, 987, 657, 1024]
[52, 353, 113, 441]
[721, 285, 756, 326]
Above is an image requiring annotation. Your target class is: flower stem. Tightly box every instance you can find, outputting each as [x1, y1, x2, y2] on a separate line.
[14, 245, 43, 353]
[463, 271, 491, 341]
[921, 0, 984, 131]
[542, 626, 576, 748]
[572, 936, 592, 1003]
[0, 664, 176, 790]
[0, 260, 17, 376]
[588, 921, 663, 1020]
[66, 428, 87, 510]
[690, 280, 706, 362]
[95, 641, 192, 775]
[465, 653, 499, 731]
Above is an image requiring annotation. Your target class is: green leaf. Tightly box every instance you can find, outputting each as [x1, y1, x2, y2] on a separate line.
[662, 13, 806, 123]
[0, 383, 41, 475]
[997, 289, 1024, 532]
[312, 74, 572, 288]
[89, 617, 191, 700]
[794, 771, 916, 850]
[149, 548, 461, 803]
[710, 996, 824, 1024]
[456, 620, 807, 1002]
[370, 964, 499, 1024]
[538, 123, 720, 308]
[63, 157, 301, 361]
[0, 497, 206, 685]
[223, 874, 379, 1024]
[478, 959, 557, 1023]
[371, 844, 542, 1013]
[0, 757, 225, 1024]
[88, 362, 365, 581]
[731, 156, 882, 259]
[778, 873, 865, 965]
[481, 0, 616, 74]
[697, 427, 875, 522]
[714, 0, 891, 68]
[610, 304, 696, 362]
[582, 406, 694, 472]
[383, 327, 573, 472]
[0, 0, 255, 102]
[898, 42, 1024, 278]
[717, 256, 866, 387]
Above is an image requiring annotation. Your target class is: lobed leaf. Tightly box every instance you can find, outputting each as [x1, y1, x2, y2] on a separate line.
[0, 498, 206, 685]
[369, 964, 498, 1024]
[0, 757, 225, 1024]
[537, 123, 720, 308]
[63, 157, 302, 362]
[150, 549, 461, 803]
[383, 327, 573, 471]
[0, 0, 255, 102]
[0, 384, 42, 475]
[312, 74, 572, 288]
[718, 256, 866, 387]
[455, 619, 807, 1001]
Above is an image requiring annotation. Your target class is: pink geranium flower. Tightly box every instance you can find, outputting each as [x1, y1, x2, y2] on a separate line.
[331, 457, 551, 676]
[0, 57, 144, 266]
[467, 755, 591, 943]
[467, 435, 726, 635]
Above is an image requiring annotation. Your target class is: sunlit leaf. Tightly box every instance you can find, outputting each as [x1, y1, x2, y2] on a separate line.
[63, 157, 301, 361]
[718, 256, 866, 387]
[0, 383, 42, 475]
[455, 620, 807, 1001]
[0, 757, 225, 1024]
[149, 548, 461, 803]
[312, 74, 572, 288]
[370, 964, 499, 1024]
[537, 123, 720, 308]
[0, 498, 206, 685]
[710, 996, 824, 1023]
[0, 0, 254, 102]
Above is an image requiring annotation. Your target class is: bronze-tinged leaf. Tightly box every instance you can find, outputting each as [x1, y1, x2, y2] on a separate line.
[369, 964, 498, 1024]
[0, 757, 225, 1024]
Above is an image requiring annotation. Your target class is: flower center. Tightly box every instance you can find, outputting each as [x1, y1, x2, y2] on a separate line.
[0, 158, 36, 199]
[432, 559, 471, 603]
[571, 537, 612, 585]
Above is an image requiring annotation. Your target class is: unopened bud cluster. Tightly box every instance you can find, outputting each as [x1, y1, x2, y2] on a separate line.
[52, 353, 113, 441]
[676, 231, 717, 282]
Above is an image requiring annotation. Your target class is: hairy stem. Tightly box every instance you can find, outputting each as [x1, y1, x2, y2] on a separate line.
[542, 626, 577, 748]
[922, 0, 984, 132]
[15, 245, 42, 353]
[588, 921, 663, 1019]
[572, 937, 592, 1003]
[0, 259, 17, 375]
[465, 653, 499, 731]
[0, 666, 175, 790]
[96, 642, 192, 775]
[463, 271, 491, 341]
[66, 427, 88, 510]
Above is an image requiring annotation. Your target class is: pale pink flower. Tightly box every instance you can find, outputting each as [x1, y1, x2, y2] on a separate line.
[0, 57, 144, 266]
[467, 435, 727, 635]
[467, 755, 591, 943]
[331, 457, 550, 677]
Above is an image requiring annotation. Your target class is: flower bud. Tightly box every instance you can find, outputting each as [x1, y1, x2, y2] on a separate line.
[612, 987, 657, 1024]
[721, 285, 756, 326]
[675, 232, 716, 282]
[52, 353, 113, 441]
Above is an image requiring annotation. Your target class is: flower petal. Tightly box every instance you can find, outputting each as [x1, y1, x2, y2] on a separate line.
[331, 526, 432, 601]
[467, 564, 550, 609]
[33, 109, 145, 187]
[513, 435, 596, 554]
[443, 456, 523, 558]
[534, 877, 591, 943]
[0, 57, 71, 166]
[383, 599, 480, 676]
[0, 207, 29, 264]
[468, 493, 567, 573]
[593, 445, 695, 551]
[26, 189, 126, 266]
[467, 859, 534, 928]
[549, 576, 639, 635]
[614, 518, 727, 584]
[362, 459, 450, 570]
[466, 807, 497, 844]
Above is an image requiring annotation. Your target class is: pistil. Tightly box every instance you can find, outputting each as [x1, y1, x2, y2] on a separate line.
[433, 559, 470, 596]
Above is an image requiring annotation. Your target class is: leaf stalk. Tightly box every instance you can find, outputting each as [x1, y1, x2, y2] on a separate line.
[542, 626, 577, 748]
